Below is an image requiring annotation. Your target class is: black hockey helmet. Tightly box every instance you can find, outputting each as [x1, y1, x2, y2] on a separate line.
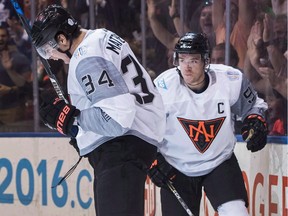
[31, 4, 78, 59]
[173, 32, 210, 66]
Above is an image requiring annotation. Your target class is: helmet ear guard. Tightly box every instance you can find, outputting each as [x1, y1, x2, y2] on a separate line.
[203, 53, 210, 66]
[173, 52, 179, 66]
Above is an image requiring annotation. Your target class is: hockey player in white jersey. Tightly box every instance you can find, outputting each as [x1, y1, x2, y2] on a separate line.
[30, 5, 166, 216]
[148, 32, 268, 216]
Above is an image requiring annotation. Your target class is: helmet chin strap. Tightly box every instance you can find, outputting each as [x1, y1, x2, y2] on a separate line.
[64, 50, 72, 58]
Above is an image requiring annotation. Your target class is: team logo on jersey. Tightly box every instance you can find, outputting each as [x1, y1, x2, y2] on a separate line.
[157, 78, 167, 89]
[177, 117, 226, 153]
[74, 46, 87, 58]
[226, 71, 240, 81]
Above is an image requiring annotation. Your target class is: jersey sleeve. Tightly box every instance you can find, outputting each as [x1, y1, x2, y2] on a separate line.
[77, 94, 136, 136]
[231, 74, 267, 121]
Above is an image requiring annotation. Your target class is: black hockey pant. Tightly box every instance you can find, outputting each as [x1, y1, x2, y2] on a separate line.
[87, 135, 157, 216]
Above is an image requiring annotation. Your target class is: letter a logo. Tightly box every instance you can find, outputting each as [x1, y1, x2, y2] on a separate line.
[177, 117, 226, 153]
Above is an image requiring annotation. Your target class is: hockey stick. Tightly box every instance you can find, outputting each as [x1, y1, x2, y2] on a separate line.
[10, 1, 83, 187]
[166, 181, 194, 216]
[9, 0, 69, 104]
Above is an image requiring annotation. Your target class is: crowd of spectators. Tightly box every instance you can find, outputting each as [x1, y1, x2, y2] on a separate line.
[0, 0, 286, 135]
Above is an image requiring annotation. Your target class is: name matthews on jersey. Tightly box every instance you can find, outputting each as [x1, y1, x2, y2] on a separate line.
[106, 32, 125, 55]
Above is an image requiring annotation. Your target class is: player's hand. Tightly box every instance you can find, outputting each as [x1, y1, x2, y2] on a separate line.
[0, 84, 12, 96]
[147, 153, 176, 188]
[241, 114, 268, 152]
[39, 97, 80, 136]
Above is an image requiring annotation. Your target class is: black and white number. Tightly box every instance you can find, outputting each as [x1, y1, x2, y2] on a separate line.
[121, 54, 154, 104]
[81, 55, 154, 104]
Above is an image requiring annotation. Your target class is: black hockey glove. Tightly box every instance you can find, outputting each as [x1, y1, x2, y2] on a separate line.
[147, 153, 176, 188]
[39, 97, 80, 137]
[241, 114, 268, 152]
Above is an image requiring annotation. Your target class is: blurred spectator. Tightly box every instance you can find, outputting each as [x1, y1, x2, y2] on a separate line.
[73, 0, 144, 38]
[244, 17, 267, 95]
[37, 0, 56, 13]
[0, 25, 32, 126]
[23, 0, 31, 19]
[263, 14, 287, 70]
[213, 0, 255, 69]
[144, 0, 173, 75]
[147, 0, 215, 51]
[20, 0, 56, 18]
[73, 0, 89, 28]
[124, 0, 175, 75]
[6, 17, 31, 59]
[0, 0, 24, 25]
[271, 0, 287, 15]
[265, 90, 287, 135]
[170, 0, 216, 48]
[258, 64, 287, 99]
[0, 1, 32, 59]
[103, 0, 141, 38]
[244, 12, 287, 135]
[147, 0, 178, 50]
[211, 42, 239, 67]
[245, 13, 287, 98]
[147, 0, 215, 72]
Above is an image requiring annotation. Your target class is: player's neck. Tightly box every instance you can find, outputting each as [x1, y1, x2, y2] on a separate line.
[187, 73, 209, 93]
[187, 74, 205, 89]
[69, 29, 88, 54]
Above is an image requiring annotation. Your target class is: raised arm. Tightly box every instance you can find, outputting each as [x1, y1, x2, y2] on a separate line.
[212, 0, 225, 32]
[168, 0, 190, 36]
[238, 0, 255, 35]
[147, 0, 179, 50]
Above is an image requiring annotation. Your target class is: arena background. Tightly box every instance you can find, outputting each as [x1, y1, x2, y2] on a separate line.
[0, 0, 287, 215]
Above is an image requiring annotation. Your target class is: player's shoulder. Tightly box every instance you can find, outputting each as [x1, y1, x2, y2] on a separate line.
[82, 29, 106, 45]
[154, 67, 179, 90]
[73, 29, 116, 61]
[209, 64, 243, 82]
[82, 28, 115, 45]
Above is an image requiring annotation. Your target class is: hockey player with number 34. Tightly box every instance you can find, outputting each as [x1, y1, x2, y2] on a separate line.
[30, 4, 166, 216]
[148, 33, 268, 216]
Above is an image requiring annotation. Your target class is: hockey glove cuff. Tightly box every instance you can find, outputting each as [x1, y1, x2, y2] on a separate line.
[39, 97, 80, 136]
[148, 153, 176, 188]
[241, 114, 268, 152]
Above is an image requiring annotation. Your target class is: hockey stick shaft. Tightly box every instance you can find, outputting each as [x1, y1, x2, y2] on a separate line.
[166, 181, 194, 216]
[9, 0, 69, 104]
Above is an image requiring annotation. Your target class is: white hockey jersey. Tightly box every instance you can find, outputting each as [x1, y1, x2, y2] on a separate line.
[154, 64, 267, 176]
[67, 29, 166, 156]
